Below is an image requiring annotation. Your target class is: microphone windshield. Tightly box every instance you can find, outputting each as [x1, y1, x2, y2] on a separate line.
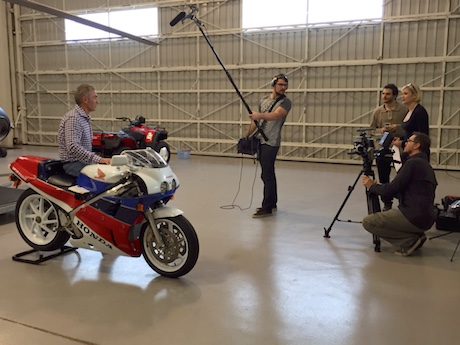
[170, 11, 186, 26]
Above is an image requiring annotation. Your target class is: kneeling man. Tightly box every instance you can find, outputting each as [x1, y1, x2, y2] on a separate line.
[362, 132, 437, 256]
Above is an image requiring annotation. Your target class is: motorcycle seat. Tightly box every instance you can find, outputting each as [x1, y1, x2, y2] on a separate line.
[39, 159, 75, 187]
[47, 174, 76, 188]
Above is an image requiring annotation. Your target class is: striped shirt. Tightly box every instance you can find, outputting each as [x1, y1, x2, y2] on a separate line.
[58, 105, 102, 164]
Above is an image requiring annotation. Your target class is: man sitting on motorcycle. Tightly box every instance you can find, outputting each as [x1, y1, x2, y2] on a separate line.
[58, 84, 111, 176]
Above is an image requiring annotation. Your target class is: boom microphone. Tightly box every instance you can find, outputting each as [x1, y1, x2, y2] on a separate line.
[170, 11, 186, 26]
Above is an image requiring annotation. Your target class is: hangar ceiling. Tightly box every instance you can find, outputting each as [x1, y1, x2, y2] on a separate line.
[3, 0, 460, 169]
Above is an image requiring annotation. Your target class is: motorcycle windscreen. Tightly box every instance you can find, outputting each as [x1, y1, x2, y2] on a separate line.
[123, 148, 168, 168]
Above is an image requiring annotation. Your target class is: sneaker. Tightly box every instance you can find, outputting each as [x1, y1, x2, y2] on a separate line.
[394, 236, 423, 257]
[414, 233, 427, 251]
[252, 208, 273, 218]
[256, 207, 277, 213]
[383, 203, 392, 211]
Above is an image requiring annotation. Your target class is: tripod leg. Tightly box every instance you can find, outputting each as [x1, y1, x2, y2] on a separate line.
[373, 234, 381, 252]
[324, 170, 363, 238]
[366, 177, 382, 252]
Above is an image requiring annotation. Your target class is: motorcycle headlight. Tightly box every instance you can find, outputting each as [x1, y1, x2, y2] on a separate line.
[160, 181, 168, 193]
[171, 179, 177, 190]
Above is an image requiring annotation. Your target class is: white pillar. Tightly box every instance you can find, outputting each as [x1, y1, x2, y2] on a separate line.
[0, 2, 14, 147]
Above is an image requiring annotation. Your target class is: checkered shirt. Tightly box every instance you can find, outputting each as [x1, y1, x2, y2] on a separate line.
[58, 105, 102, 164]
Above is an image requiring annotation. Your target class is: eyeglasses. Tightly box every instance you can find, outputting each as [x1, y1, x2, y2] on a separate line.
[276, 83, 288, 87]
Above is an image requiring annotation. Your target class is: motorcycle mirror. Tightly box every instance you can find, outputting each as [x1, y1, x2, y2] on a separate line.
[111, 155, 130, 166]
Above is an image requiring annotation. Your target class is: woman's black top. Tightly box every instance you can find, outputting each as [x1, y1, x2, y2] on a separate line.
[401, 103, 429, 140]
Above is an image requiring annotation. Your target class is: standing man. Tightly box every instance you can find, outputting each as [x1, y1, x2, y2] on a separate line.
[362, 132, 437, 256]
[247, 74, 292, 218]
[370, 83, 408, 211]
[58, 84, 110, 176]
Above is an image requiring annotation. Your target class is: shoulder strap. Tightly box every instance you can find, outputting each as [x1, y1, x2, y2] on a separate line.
[268, 95, 286, 113]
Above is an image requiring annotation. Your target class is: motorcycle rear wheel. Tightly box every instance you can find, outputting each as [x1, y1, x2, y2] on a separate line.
[141, 215, 199, 278]
[154, 141, 171, 162]
[15, 189, 70, 251]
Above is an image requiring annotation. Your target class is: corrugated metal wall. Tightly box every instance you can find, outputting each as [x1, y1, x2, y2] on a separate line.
[6, 0, 460, 168]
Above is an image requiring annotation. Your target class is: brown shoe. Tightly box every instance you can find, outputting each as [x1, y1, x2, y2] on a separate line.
[395, 236, 424, 256]
[252, 209, 273, 218]
[256, 207, 277, 213]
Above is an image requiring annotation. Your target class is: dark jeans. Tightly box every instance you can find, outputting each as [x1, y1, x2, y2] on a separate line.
[376, 155, 392, 205]
[258, 144, 279, 211]
[63, 161, 87, 177]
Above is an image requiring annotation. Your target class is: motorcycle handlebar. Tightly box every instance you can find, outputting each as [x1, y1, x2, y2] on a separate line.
[116, 117, 131, 122]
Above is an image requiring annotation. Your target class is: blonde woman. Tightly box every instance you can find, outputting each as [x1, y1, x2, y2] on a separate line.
[400, 83, 429, 141]
[392, 83, 430, 161]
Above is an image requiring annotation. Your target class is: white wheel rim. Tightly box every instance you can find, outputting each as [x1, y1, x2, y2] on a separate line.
[143, 219, 188, 272]
[18, 194, 59, 245]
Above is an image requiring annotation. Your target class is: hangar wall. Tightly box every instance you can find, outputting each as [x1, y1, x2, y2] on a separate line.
[4, 0, 460, 168]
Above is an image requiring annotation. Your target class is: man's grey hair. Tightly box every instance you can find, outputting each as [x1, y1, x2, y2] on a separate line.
[74, 84, 95, 106]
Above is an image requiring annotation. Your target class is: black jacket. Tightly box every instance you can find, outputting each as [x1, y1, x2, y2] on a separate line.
[369, 152, 437, 230]
[401, 103, 429, 140]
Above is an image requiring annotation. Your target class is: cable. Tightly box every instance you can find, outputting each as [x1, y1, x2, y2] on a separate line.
[220, 155, 258, 211]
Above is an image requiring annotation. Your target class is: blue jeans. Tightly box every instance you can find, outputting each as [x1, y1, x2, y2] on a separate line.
[63, 161, 87, 177]
[258, 144, 279, 211]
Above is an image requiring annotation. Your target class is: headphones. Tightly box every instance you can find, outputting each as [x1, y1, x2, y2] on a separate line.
[271, 73, 288, 87]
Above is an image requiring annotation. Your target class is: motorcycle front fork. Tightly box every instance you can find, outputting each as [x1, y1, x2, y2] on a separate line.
[144, 208, 165, 247]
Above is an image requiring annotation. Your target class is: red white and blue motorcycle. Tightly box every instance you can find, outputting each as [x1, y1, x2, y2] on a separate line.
[9, 148, 199, 278]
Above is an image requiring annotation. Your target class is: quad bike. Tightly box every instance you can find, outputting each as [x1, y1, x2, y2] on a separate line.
[92, 116, 171, 162]
[10, 148, 198, 278]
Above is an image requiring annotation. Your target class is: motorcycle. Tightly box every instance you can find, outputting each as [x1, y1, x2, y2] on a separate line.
[92, 116, 171, 162]
[9, 148, 199, 278]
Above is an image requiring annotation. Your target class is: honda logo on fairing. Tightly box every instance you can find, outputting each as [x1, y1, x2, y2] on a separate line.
[76, 219, 113, 249]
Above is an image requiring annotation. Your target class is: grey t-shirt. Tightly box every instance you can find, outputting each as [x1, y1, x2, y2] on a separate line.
[257, 96, 292, 147]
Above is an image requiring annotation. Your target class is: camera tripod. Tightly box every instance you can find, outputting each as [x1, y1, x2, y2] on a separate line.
[323, 167, 381, 252]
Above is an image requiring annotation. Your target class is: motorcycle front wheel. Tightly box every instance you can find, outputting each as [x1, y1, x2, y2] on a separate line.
[15, 189, 70, 251]
[141, 215, 199, 278]
[154, 141, 171, 162]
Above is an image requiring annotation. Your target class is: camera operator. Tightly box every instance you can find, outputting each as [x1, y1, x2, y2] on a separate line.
[361, 132, 437, 256]
[370, 84, 407, 211]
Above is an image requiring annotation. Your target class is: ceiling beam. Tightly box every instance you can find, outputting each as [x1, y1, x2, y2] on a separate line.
[2, 0, 158, 46]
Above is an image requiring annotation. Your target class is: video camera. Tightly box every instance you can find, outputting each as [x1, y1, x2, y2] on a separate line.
[349, 128, 395, 174]
[350, 128, 375, 160]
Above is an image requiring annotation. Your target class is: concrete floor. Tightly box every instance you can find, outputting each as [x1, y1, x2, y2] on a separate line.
[0, 146, 459, 345]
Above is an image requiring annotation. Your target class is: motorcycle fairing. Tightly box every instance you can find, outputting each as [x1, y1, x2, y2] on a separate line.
[10, 155, 49, 182]
[133, 169, 179, 196]
[70, 210, 141, 256]
[10, 157, 84, 211]
[28, 179, 84, 211]
[111, 191, 175, 211]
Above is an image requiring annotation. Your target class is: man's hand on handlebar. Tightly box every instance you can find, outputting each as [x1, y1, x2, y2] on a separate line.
[100, 158, 111, 165]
